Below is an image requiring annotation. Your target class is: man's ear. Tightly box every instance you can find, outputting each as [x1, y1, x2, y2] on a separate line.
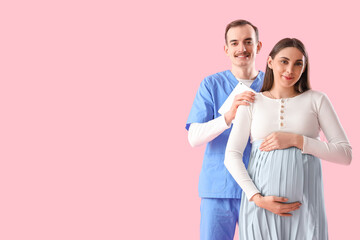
[256, 41, 262, 54]
[224, 44, 229, 55]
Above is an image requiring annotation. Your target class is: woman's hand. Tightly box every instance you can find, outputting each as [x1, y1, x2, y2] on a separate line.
[259, 132, 304, 151]
[224, 91, 255, 125]
[250, 193, 301, 217]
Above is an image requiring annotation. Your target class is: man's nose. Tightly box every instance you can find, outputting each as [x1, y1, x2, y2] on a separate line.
[238, 43, 246, 51]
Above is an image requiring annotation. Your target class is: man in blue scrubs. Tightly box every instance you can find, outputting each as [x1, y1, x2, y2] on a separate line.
[186, 20, 302, 240]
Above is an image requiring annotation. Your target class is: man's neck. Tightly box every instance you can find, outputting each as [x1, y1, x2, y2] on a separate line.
[231, 66, 258, 80]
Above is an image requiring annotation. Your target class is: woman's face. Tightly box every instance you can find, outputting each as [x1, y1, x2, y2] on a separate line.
[268, 47, 306, 89]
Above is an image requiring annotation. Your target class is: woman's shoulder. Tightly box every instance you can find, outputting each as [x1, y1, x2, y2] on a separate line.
[253, 92, 270, 104]
[303, 90, 333, 110]
[304, 90, 329, 101]
[305, 89, 326, 97]
[255, 92, 269, 99]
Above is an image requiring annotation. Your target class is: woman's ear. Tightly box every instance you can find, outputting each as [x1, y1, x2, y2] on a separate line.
[301, 62, 307, 74]
[267, 56, 273, 69]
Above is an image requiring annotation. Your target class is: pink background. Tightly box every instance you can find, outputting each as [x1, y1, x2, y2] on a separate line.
[1, 0, 359, 239]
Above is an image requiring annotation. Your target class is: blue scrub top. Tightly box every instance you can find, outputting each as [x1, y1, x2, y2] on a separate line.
[186, 70, 264, 198]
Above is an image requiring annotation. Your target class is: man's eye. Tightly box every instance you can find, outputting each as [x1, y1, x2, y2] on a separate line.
[246, 41, 253, 45]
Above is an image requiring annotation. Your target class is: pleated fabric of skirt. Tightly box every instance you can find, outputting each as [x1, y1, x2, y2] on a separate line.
[239, 140, 328, 240]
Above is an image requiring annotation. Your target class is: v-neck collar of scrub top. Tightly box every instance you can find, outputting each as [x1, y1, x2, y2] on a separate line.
[225, 70, 264, 92]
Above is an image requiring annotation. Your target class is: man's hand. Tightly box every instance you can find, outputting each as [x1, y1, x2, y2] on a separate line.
[224, 91, 255, 125]
[251, 193, 301, 217]
[259, 132, 303, 151]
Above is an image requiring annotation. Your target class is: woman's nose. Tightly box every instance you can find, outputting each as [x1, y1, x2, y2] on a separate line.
[286, 65, 294, 73]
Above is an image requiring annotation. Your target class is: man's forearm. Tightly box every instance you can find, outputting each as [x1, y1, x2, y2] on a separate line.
[188, 116, 231, 147]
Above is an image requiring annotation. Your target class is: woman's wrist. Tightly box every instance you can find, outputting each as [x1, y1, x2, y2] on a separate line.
[295, 134, 304, 150]
[250, 193, 262, 204]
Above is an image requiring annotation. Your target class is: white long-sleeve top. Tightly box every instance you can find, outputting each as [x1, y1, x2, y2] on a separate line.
[188, 115, 231, 147]
[187, 79, 253, 147]
[224, 90, 352, 200]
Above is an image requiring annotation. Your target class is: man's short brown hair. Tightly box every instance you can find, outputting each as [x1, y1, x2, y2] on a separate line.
[225, 19, 259, 45]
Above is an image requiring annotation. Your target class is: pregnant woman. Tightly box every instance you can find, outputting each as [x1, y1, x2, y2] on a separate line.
[224, 38, 352, 239]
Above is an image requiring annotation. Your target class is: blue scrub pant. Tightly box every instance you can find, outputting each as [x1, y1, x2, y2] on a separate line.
[200, 198, 241, 240]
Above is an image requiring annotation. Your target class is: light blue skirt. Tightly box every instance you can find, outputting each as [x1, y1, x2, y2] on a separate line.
[239, 140, 328, 240]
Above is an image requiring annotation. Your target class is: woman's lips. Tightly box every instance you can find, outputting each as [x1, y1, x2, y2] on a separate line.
[283, 75, 294, 80]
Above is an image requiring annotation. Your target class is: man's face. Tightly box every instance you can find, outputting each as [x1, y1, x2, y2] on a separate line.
[224, 25, 261, 68]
